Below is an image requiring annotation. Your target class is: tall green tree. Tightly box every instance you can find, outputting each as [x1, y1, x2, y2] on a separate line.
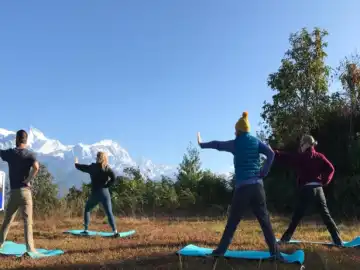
[175, 143, 203, 207]
[262, 27, 330, 146]
[176, 143, 203, 190]
[32, 164, 59, 216]
[335, 53, 360, 140]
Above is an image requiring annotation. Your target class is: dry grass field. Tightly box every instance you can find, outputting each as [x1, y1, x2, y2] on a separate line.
[0, 215, 359, 270]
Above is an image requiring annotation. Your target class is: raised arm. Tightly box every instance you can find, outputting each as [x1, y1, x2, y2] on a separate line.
[74, 157, 91, 173]
[197, 132, 235, 154]
[258, 141, 275, 177]
[319, 154, 335, 186]
[75, 163, 91, 173]
[0, 149, 10, 162]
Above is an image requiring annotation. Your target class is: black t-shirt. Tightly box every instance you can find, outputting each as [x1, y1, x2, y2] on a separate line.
[0, 148, 37, 190]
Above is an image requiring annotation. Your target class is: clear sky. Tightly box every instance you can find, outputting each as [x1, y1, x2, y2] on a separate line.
[1, 0, 359, 173]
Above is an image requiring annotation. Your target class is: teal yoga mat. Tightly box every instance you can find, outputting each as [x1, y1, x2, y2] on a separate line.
[0, 241, 64, 258]
[177, 244, 305, 264]
[64, 229, 136, 238]
[277, 236, 360, 248]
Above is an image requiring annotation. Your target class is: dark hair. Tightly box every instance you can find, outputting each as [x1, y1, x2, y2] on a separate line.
[16, 130, 28, 146]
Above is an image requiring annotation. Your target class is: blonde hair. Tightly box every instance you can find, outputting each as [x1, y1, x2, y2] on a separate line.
[301, 135, 318, 147]
[96, 151, 108, 169]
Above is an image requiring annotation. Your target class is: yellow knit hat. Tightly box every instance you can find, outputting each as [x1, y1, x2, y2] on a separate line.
[235, 112, 250, 134]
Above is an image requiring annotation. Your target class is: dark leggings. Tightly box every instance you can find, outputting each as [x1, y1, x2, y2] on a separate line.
[215, 184, 279, 255]
[281, 185, 342, 245]
[84, 188, 116, 231]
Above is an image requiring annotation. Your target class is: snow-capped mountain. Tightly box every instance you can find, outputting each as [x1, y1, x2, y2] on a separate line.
[0, 127, 176, 195]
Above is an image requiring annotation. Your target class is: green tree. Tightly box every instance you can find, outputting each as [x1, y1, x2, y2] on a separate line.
[262, 27, 330, 146]
[157, 176, 179, 210]
[32, 164, 59, 217]
[65, 185, 84, 216]
[175, 143, 203, 207]
[334, 53, 360, 141]
[111, 167, 147, 216]
[176, 143, 203, 190]
[196, 170, 231, 208]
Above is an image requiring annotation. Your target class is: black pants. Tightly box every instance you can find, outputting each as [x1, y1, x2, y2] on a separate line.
[214, 183, 279, 255]
[281, 185, 342, 245]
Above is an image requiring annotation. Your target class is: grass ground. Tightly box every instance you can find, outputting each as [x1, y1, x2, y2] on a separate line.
[0, 215, 359, 270]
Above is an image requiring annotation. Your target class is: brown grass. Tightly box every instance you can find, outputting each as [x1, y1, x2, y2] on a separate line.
[0, 215, 359, 270]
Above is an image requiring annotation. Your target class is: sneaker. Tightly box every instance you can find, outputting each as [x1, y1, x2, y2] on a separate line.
[80, 230, 89, 235]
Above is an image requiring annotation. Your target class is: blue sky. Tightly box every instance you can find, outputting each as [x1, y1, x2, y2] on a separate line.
[1, 1, 359, 173]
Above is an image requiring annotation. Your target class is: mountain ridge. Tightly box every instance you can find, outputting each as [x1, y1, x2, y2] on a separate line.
[0, 127, 177, 195]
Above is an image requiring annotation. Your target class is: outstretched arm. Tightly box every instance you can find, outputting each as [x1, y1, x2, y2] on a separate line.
[258, 141, 275, 177]
[320, 154, 335, 186]
[0, 150, 9, 162]
[273, 150, 299, 169]
[197, 132, 235, 154]
[74, 157, 91, 173]
[199, 140, 235, 153]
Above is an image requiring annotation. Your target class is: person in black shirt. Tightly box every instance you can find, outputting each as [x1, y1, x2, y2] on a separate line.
[0, 130, 40, 254]
[75, 151, 118, 236]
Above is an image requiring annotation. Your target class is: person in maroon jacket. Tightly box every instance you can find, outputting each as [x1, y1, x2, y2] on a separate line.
[275, 135, 343, 246]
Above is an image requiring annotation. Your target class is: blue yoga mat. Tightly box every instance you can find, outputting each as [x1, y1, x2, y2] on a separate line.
[177, 244, 305, 264]
[64, 229, 136, 238]
[0, 241, 64, 258]
[277, 236, 360, 248]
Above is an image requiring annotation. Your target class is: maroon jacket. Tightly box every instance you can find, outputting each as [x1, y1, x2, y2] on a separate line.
[274, 147, 335, 187]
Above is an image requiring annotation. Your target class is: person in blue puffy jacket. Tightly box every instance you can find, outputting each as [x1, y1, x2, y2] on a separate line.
[197, 112, 283, 261]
